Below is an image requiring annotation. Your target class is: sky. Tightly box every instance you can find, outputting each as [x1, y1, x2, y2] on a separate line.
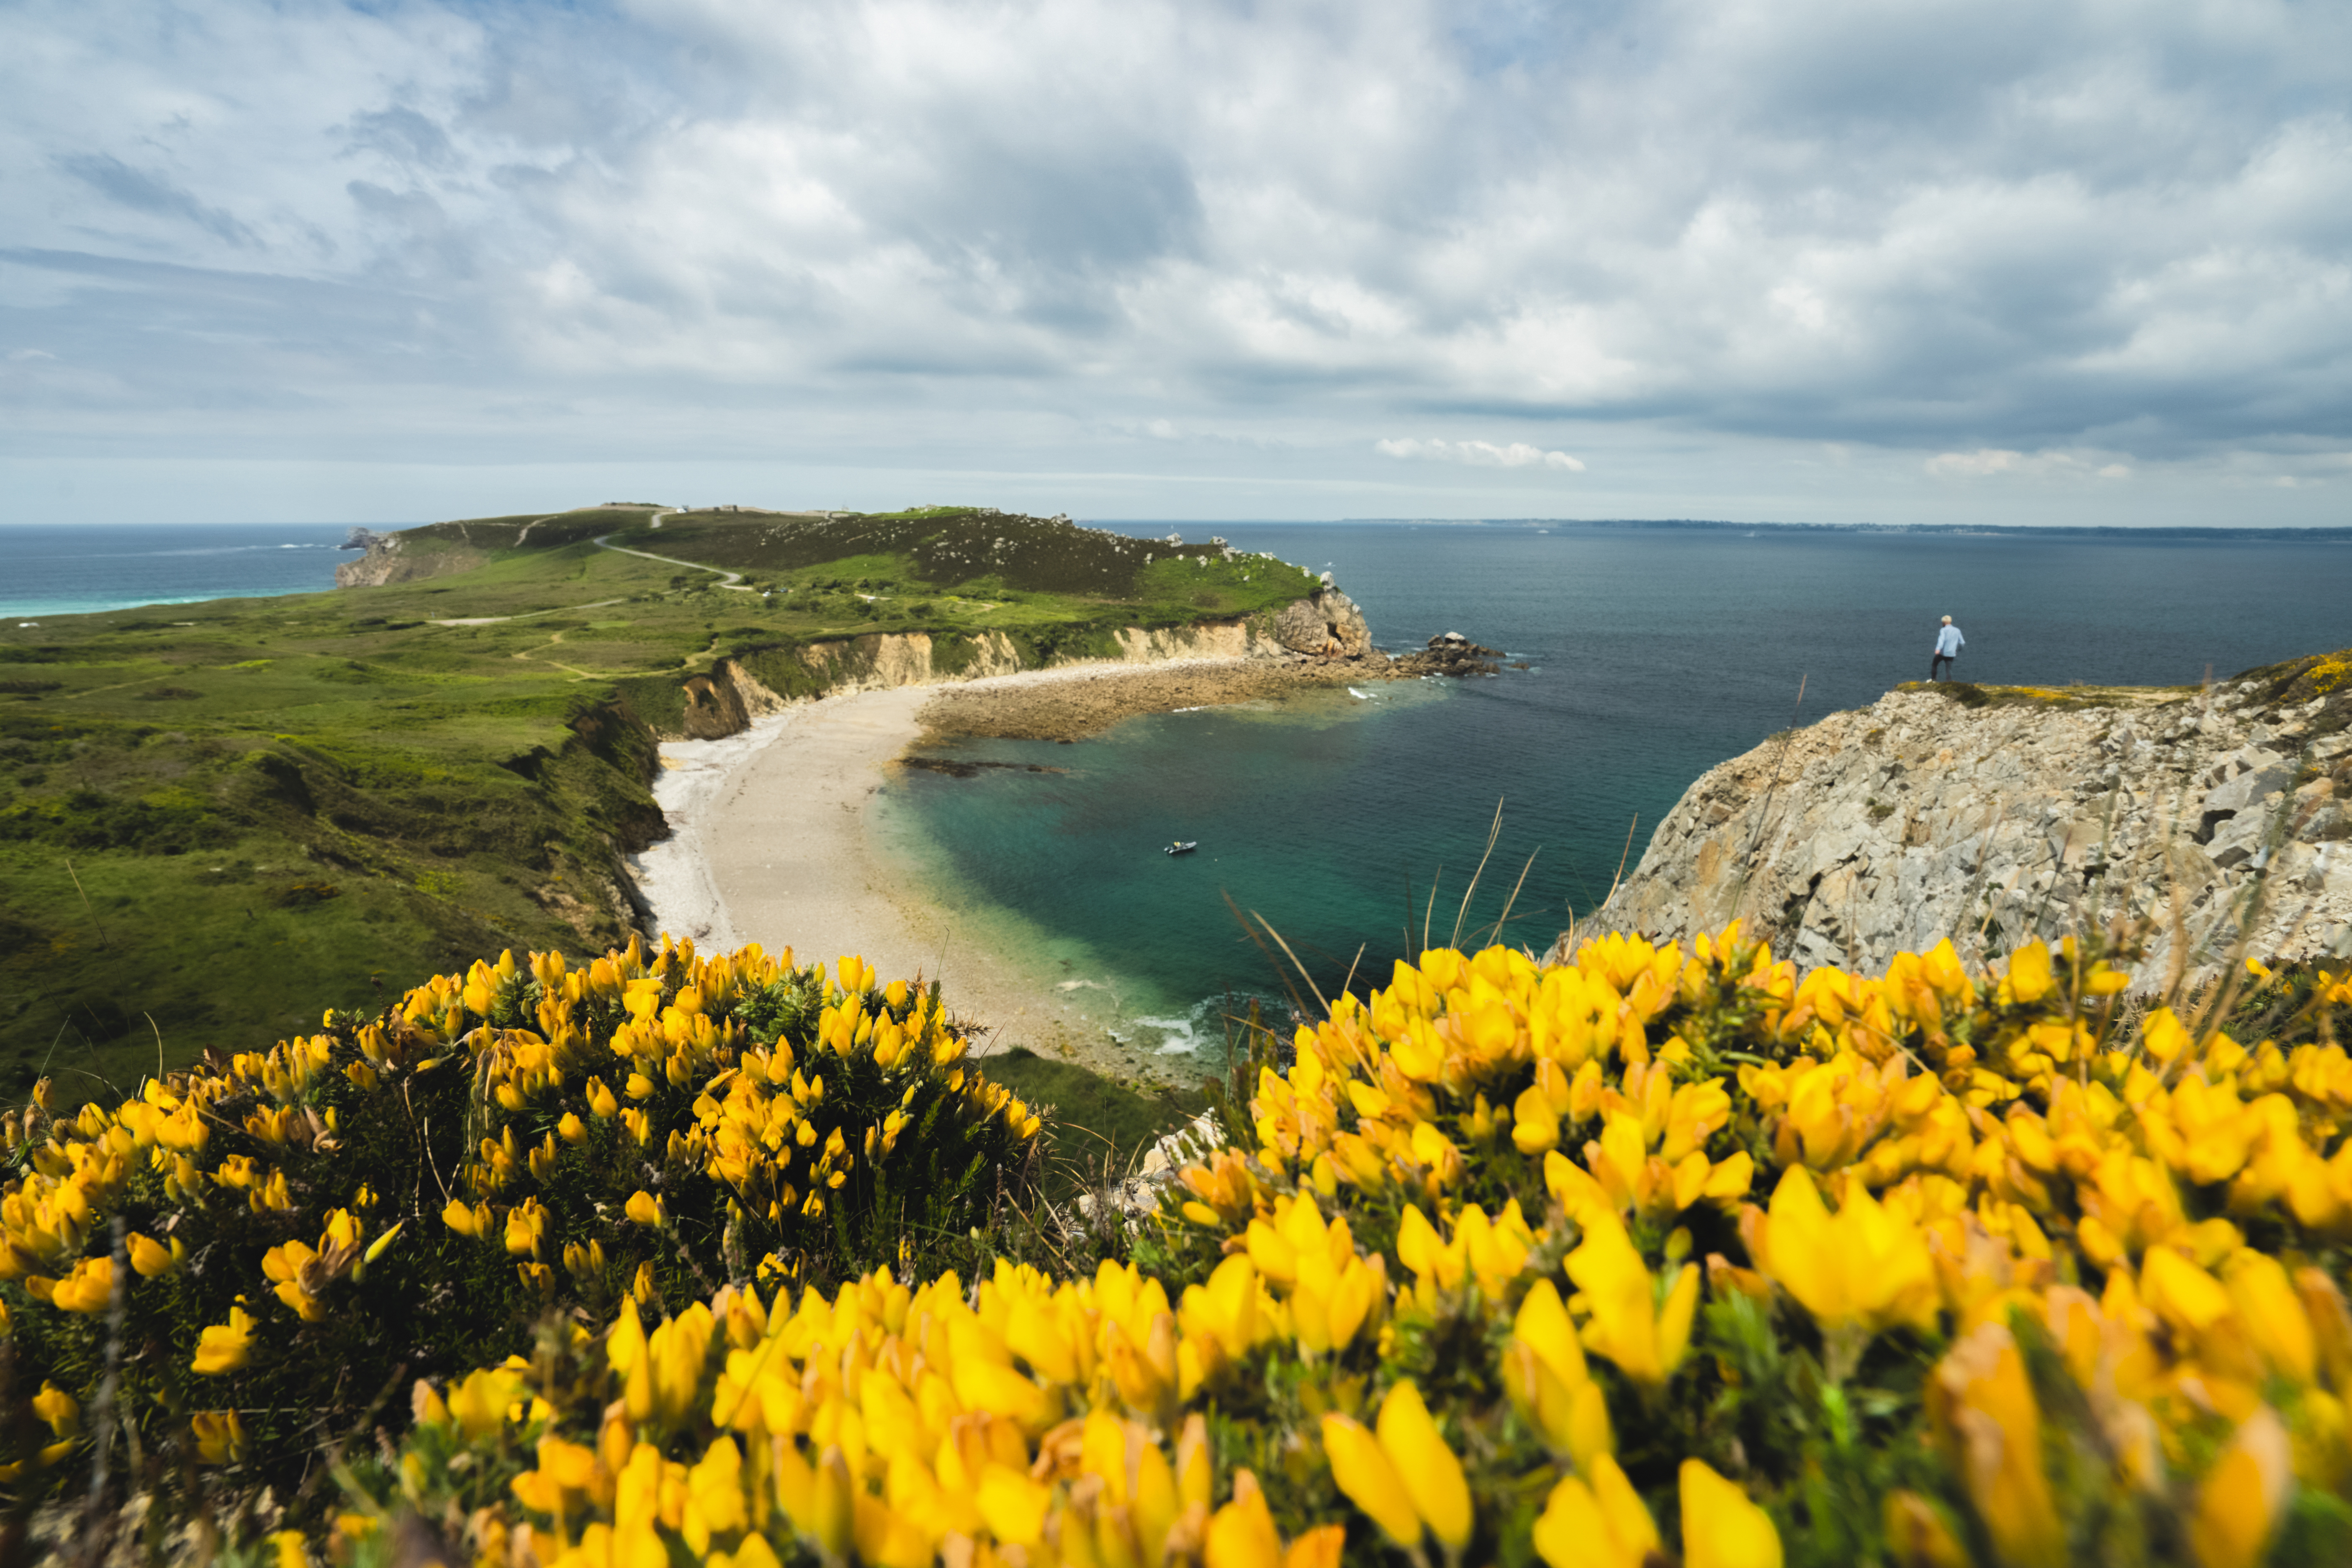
[3, 0, 2350, 526]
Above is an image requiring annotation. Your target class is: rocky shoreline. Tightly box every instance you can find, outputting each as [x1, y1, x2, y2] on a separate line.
[917, 654, 1380, 743]
[907, 579, 1507, 743]
[916, 632, 1506, 744]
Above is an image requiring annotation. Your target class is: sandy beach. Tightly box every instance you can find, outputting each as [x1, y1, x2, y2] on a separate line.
[629, 656, 1306, 1079]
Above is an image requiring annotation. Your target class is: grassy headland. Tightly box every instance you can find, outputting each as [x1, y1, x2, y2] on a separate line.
[0, 506, 1319, 1100]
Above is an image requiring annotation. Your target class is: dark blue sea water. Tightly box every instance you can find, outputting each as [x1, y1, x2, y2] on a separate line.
[880, 523, 2352, 1070]
[0, 523, 359, 620]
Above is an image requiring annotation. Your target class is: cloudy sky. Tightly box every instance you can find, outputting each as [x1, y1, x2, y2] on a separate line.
[4, 0, 2349, 525]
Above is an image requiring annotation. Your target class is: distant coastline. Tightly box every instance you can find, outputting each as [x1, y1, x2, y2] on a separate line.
[1325, 517, 2352, 540]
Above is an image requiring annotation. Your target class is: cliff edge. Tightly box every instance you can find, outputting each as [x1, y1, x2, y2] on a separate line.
[334, 532, 487, 587]
[1581, 651, 2352, 986]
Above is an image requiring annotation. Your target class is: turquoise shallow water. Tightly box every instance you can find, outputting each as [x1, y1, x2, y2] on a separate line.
[881, 522, 2352, 1076]
[0, 524, 360, 619]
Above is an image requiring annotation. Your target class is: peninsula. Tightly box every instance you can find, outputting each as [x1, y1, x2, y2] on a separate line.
[0, 505, 1411, 1095]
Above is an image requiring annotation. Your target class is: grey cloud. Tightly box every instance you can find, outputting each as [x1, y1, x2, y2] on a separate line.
[341, 106, 460, 171]
[54, 153, 254, 247]
[884, 134, 1205, 332]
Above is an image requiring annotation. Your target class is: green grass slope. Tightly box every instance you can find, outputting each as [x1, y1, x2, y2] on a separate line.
[0, 507, 1319, 1100]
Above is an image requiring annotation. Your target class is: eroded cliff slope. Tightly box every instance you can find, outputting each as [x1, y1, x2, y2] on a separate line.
[1586, 651, 2352, 985]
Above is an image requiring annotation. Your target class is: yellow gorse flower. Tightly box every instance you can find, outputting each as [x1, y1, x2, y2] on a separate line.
[190, 1408, 247, 1465]
[1927, 1323, 2065, 1568]
[1751, 1165, 1938, 1347]
[31, 1382, 79, 1439]
[1504, 1278, 1614, 1469]
[1567, 1208, 1697, 1391]
[1533, 1452, 1658, 1568]
[192, 1303, 254, 1376]
[1374, 1378, 1473, 1550]
[1680, 1459, 1784, 1568]
[127, 1231, 183, 1278]
[16, 918, 2352, 1562]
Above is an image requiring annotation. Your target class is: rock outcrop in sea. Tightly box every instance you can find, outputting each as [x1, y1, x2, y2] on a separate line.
[1581, 653, 2352, 987]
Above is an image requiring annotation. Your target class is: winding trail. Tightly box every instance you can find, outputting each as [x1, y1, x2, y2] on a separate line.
[592, 511, 760, 594]
[427, 599, 625, 628]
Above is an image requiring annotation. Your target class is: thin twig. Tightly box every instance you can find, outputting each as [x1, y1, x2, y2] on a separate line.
[64, 858, 109, 949]
[1339, 943, 1367, 1005]
[1480, 848, 1542, 949]
[75, 1217, 129, 1568]
[419, 1113, 452, 1206]
[1224, 891, 1311, 1020]
[1607, 815, 1640, 905]
[1449, 798, 1506, 951]
[1251, 910, 1332, 1018]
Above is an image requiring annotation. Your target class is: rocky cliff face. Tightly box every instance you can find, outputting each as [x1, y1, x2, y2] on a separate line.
[1583, 653, 2352, 987]
[334, 537, 485, 588]
[1272, 587, 1373, 657]
[664, 619, 1298, 741]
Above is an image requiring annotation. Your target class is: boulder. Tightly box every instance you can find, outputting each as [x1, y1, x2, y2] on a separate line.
[1273, 589, 1373, 657]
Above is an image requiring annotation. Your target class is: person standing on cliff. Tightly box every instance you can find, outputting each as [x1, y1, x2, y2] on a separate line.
[1930, 615, 1964, 681]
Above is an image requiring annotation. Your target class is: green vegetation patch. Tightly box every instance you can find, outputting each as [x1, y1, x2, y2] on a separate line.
[982, 1045, 1207, 1200]
[643, 506, 1319, 617]
[1903, 679, 2193, 712]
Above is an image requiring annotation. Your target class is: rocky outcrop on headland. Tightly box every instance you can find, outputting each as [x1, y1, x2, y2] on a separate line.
[334, 535, 485, 588]
[1579, 653, 2352, 987]
[1273, 587, 1373, 657]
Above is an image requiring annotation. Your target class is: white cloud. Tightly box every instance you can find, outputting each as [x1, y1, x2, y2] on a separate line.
[1925, 449, 2025, 478]
[1377, 438, 1584, 472]
[2, 0, 2350, 522]
[1926, 448, 2139, 481]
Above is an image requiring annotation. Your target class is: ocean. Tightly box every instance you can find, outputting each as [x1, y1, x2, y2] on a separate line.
[879, 523, 2352, 1071]
[9, 519, 2349, 1076]
[0, 523, 358, 620]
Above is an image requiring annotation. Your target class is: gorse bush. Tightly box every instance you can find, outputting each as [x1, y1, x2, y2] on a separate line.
[0, 935, 1039, 1530]
[10, 924, 2352, 1567]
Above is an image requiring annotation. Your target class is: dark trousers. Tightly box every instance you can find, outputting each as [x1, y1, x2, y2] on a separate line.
[1931, 654, 1954, 681]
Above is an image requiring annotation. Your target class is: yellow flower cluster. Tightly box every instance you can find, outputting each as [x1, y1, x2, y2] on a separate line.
[1154, 924, 2352, 1566]
[0, 933, 1040, 1508]
[403, 1258, 1778, 1568]
[20, 914, 2352, 1564]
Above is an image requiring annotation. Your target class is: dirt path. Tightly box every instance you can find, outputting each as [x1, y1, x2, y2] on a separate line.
[593, 513, 761, 594]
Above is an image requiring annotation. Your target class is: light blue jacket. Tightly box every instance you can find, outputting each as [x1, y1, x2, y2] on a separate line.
[1935, 624, 1965, 656]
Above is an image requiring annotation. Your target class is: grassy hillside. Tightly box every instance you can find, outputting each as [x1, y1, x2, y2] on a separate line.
[0, 506, 1315, 1100]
